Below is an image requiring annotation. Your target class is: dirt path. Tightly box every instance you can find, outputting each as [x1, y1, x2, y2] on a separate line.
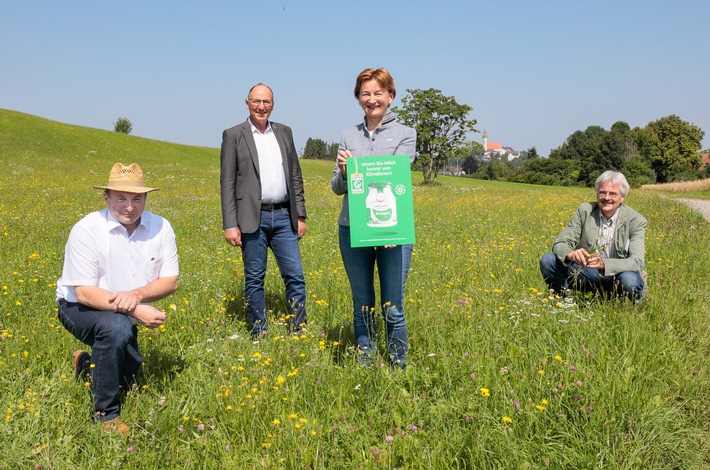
[674, 198, 710, 222]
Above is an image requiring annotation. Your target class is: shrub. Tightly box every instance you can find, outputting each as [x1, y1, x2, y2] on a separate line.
[113, 116, 133, 134]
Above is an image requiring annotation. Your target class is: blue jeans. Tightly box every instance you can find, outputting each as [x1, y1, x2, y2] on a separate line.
[539, 253, 644, 301]
[241, 207, 306, 334]
[58, 301, 140, 422]
[401, 244, 413, 312]
[339, 225, 408, 367]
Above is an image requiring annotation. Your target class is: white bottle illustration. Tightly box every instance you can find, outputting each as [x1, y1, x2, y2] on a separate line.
[366, 182, 397, 227]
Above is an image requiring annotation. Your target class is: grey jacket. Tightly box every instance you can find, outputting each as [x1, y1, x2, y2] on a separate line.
[331, 112, 416, 226]
[552, 202, 647, 276]
[220, 119, 307, 233]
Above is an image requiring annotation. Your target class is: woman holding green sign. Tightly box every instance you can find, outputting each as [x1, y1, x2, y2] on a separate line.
[331, 67, 417, 368]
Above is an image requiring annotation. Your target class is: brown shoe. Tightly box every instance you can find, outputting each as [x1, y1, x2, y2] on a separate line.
[73, 350, 91, 382]
[101, 417, 130, 435]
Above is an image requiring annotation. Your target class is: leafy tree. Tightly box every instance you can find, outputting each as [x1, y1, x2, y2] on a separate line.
[587, 121, 633, 175]
[549, 125, 608, 185]
[327, 142, 339, 161]
[302, 137, 328, 159]
[516, 158, 580, 186]
[462, 155, 481, 174]
[467, 141, 485, 155]
[621, 156, 656, 187]
[392, 88, 477, 184]
[549, 126, 607, 162]
[523, 146, 540, 160]
[642, 114, 704, 183]
[113, 117, 132, 134]
[446, 141, 482, 174]
[303, 138, 338, 160]
[485, 161, 513, 181]
[460, 141, 485, 174]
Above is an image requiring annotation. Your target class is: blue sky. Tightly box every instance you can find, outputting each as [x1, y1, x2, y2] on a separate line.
[2, 1, 709, 157]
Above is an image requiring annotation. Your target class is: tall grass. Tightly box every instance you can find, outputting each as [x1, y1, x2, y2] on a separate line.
[1, 110, 708, 468]
[642, 178, 710, 200]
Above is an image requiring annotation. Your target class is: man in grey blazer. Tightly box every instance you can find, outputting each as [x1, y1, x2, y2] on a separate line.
[220, 83, 308, 338]
[540, 170, 646, 301]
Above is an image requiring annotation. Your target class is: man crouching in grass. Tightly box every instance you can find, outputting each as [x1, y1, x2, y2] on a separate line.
[56, 163, 179, 435]
[539, 170, 647, 302]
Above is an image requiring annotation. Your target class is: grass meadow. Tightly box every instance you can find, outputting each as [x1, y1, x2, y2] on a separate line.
[1, 110, 708, 469]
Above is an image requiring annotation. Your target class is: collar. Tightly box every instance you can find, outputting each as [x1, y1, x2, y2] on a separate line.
[600, 207, 621, 227]
[248, 118, 272, 135]
[104, 208, 145, 234]
[361, 111, 396, 134]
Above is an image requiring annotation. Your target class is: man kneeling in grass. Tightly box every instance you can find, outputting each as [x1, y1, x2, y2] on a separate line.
[56, 163, 179, 435]
[539, 170, 646, 301]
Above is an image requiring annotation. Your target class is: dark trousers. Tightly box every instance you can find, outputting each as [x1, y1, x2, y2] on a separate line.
[58, 300, 141, 421]
[539, 253, 644, 300]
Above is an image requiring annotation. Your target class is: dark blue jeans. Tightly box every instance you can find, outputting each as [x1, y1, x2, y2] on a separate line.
[401, 244, 413, 312]
[539, 253, 644, 301]
[339, 225, 408, 367]
[240, 207, 306, 334]
[58, 301, 140, 422]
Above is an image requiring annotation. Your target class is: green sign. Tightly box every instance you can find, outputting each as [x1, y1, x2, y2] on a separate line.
[346, 154, 416, 247]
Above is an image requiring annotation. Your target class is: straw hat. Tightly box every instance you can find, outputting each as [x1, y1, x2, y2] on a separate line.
[93, 163, 159, 193]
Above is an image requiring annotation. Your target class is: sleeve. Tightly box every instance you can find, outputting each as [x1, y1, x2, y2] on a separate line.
[286, 127, 307, 219]
[331, 133, 349, 196]
[604, 217, 646, 276]
[158, 219, 180, 278]
[551, 205, 585, 264]
[219, 128, 239, 230]
[396, 126, 417, 163]
[60, 224, 100, 288]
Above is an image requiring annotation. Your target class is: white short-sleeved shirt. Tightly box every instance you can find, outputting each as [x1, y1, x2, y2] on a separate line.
[56, 208, 179, 303]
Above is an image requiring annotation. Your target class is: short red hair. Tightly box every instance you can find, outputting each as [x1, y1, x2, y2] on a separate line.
[354, 68, 396, 99]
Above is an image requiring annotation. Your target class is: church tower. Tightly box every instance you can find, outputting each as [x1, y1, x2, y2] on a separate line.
[482, 129, 488, 151]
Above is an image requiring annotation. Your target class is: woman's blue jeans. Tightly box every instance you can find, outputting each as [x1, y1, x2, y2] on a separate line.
[339, 225, 408, 367]
[58, 301, 140, 421]
[401, 243, 413, 311]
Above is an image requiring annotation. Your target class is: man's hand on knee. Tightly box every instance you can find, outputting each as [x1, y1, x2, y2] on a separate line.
[130, 304, 166, 329]
[109, 290, 143, 313]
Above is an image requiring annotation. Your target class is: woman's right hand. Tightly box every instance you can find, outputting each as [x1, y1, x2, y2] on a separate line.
[337, 150, 352, 176]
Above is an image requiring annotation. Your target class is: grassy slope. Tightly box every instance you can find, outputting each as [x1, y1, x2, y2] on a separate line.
[1, 109, 708, 469]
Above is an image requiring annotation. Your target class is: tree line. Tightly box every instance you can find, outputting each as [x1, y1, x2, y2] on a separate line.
[301, 138, 339, 161]
[303, 89, 706, 187]
[467, 115, 706, 187]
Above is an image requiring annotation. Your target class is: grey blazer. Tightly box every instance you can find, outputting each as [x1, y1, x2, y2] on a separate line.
[220, 119, 307, 234]
[552, 202, 647, 276]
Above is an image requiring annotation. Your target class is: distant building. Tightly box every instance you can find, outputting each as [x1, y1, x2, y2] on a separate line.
[482, 130, 520, 161]
[700, 153, 709, 170]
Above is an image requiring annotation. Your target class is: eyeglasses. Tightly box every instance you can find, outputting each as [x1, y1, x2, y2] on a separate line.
[249, 99, 274, 108]
[597, 191, 620, 199]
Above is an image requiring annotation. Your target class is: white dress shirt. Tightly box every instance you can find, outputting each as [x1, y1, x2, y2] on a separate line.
[250, 121, 288, 204]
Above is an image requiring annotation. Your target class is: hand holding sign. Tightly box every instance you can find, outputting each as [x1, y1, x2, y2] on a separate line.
[346, 154, 415, 247]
